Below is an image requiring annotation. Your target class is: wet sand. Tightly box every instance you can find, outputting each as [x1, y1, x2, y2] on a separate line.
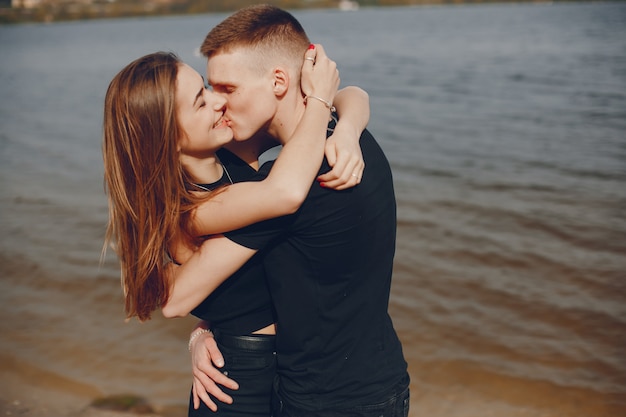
[0, 352, 170, 417]
[2, 351, 620, 417]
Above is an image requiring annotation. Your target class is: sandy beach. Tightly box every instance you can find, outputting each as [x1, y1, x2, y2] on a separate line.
[0, 366, 546, 417]
[0, 352, 175, 417]
[2, 351, 622, 417]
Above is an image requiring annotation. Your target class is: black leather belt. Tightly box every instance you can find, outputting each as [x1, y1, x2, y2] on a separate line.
[213, 329, 276, 352]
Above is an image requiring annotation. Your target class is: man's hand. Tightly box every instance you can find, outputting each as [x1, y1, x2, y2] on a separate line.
[318, 121, 365, 190]
[190, 329, 239, 411]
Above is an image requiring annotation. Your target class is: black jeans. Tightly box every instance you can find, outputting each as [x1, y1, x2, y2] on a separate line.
[273, 378, 410, 417]
[189, 332, 276, 417]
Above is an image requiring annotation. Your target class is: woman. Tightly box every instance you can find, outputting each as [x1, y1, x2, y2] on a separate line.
[102, 46, 369, 415]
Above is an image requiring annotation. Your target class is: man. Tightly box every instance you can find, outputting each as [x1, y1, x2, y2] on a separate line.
[164, 5, 409, 416]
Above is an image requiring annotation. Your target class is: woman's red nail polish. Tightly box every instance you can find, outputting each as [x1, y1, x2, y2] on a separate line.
[308, 44, 315, 50]
[319, 182, 326, 188]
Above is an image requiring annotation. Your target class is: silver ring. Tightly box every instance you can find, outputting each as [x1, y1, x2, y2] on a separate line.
[305, 57, 315, 62]
[351, 173, 359, 178]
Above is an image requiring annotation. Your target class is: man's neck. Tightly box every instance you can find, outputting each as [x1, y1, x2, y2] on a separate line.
[226, 94, 306, 169]
[267, 94, 307, 146]
[224, 132, 281, 170]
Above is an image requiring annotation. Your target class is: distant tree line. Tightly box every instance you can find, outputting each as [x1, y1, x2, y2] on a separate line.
[0, 0, 589, 24]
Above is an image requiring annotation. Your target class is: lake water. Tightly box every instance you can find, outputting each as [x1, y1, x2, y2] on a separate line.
[0, 2, 625, 416]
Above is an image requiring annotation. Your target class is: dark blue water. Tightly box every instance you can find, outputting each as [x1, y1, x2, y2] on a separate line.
[0, 3, 625, 415]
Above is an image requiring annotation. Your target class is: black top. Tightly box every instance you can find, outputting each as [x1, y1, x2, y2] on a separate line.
[225, 130, 409, 410]
[190, 148, 275, 335]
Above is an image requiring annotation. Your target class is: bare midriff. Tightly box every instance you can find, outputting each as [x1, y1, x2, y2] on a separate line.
[252, 323, 277, 335]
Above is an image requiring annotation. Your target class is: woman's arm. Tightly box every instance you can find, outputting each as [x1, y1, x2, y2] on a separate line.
[190, 44, 338, 237]
[333, 86, 370, 140]
[318, 86, 369, 190]
[163, 235, 257, 317]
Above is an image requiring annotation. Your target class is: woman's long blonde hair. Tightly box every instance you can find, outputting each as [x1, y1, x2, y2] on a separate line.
[102, 52, 203, 321]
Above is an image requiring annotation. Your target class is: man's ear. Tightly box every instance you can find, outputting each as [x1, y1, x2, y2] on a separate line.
[272, 67, 289, 97]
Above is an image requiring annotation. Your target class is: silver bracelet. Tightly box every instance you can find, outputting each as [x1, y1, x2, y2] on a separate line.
[304, 95, 336, 113]
[188, 328, 212, 352]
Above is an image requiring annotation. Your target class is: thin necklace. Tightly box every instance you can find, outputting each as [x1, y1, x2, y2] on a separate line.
[192, 162, 233, 192]
[222, 162, 233, 185]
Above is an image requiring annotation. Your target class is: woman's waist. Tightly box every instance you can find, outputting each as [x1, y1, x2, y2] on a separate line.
[193, 306, 275, 336]
[213, 327, 276, 352]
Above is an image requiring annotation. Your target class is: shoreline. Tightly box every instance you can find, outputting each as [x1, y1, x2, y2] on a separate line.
[0, 352, 185, 417]
[3, 351, 623, 417]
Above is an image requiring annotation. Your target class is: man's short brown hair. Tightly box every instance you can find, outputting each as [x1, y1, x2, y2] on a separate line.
[200, 4, 310, 72]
